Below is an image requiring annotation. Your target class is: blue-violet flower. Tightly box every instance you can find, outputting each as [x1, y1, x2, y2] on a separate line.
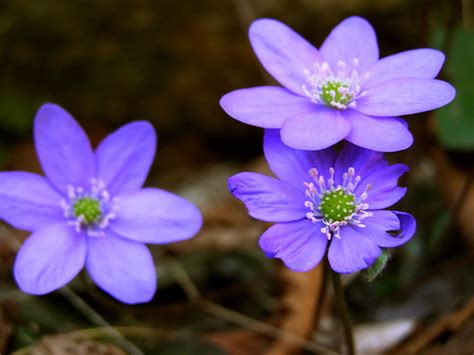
[0, 104, 202, 304]
[228, 130, 416, 273]
[220, 17, 455, 152]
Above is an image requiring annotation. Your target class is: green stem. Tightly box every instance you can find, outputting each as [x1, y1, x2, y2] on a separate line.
[331, 271, 355, 355]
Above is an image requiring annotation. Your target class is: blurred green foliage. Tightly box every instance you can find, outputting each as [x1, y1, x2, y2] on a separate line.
[434, 27, 474, 150]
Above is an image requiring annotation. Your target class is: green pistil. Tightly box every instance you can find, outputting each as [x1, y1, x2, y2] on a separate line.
[319, 189, 356, 222]
[73, 197, 101, 224]
[321, 81, 352, 106]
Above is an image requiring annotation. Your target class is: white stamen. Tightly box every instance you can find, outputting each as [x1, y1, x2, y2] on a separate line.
[303, 166, 373, 240]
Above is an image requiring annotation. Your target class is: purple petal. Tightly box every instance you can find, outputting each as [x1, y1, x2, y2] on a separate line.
[357, 78, 456, 116]
[328, 227, 381, 273]
[344, 110, 413, 152]
[357, 164, 409, 210]
[249, 18, 321, 95]
[263, 129, 336, 189]
[394, 211, 416, 239]
[334, 143, 387, 183]
[320, 16, 379, 72]
[111, 188, 202, 244]
[228, 172, 306, 223]
[14, 224, 86, 294]
[259, 220, 328, 272]
[363, 210, 415, 247]
[86, 231, 156, 304]
[281, 107, 351, 150]
[363, 49, 445, 87]
[220, 86, 316, 128]
[0, 172, 64, 231]
[96, 121, 157, 196]
[34, 103, 95, 194]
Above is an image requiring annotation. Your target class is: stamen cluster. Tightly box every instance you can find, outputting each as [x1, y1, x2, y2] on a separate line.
[60, 178, 119, 237]
[302, 58, 368, 109]
[304, 166, 372, 240]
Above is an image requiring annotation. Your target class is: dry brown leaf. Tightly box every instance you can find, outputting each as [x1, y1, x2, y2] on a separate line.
[266, 264, 324, 355]
[25, 334, 126, 355]
[390, 296, 474, 355]
[354, 318, 416, 355]
[206, 329, 271, 355]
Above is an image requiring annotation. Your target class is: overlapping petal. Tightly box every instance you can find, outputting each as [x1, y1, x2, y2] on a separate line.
[320, 16, 379, 72]
[363, 49, 445, 87]
[259, 220, 328, 272]
[87, 231, 156, 304]
[96, 121, 157, 195]
[328, 227, 381, 273]
[0, 172, 64, 231]
[357, 78, 456, 117]
[357, 164, 408, 209]
[220, 87, 317, 128]
[14, 224, 87, 294]
[281, 107, 351, 150]
[343, 110, 413, 152]
[363, 210, 415, 247]
[334, 143, 387, 182]
[34, 103, 95, 194]
[263, 129, 336, 188]
[228, 172, 306, 222]
[249, 18, 321, 95]
[112, 188, 202, 244]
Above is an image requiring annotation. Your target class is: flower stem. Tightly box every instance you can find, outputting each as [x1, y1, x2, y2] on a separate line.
[331, 271, 355, 355]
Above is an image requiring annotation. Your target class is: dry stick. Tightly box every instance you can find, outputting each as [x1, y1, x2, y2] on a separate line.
[165, 257, 339, 355]
[0, 225, 143, 355]
[331, 272, 355, 355]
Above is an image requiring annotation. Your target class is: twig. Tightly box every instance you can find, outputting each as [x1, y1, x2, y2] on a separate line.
[165, 255, 339, 355]
[331, 271, 355, 355]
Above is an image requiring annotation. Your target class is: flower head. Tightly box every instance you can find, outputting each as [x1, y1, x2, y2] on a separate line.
[220, 17, 456, 152]
[0, 104, 202, 304]
[228, 130, 416, 273]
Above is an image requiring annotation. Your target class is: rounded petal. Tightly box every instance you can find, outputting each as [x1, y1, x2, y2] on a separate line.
[281, 107, 351, 150]
[249, 18, 321, 95]
[14, 224, 86, 295]
[363, 49, 445, 87]
[334, 143, 387, 184]
[363, 210, 415, 248]
[34, 103, 95, 194]
[259, 220, 328, 272]
[228, 172, 306, 223]
[111, 188, 202, 244]
[96, 121, 157, 195]
[0, 172, 64, 231]
[220, 86, 317, 128]
[320, 16, 379, 72]
[356, 78, 456, 116]
[394, 211, 416, 240]
[357, 164, 409, 209]
[344, 110, 413, 152]
[87, 231, 156, 304]
[328, 227, 381, 274]
[263, 129, 336, 189]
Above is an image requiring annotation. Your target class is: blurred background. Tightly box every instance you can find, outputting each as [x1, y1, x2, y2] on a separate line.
[0, 0, 473, 354]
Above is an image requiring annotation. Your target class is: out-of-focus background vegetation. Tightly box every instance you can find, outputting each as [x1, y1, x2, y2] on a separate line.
[0, 0, 473, 354]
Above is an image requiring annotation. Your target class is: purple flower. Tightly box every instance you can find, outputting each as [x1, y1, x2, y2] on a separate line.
[220, 17, 455, 152]
[228, 130, 416, 273]
[0, 104, 202, 304]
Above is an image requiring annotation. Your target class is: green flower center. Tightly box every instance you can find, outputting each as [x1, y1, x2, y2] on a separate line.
[73, 197, 102, 224]
[320, 81, 353, 107]
[318, 189, 356, 223]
